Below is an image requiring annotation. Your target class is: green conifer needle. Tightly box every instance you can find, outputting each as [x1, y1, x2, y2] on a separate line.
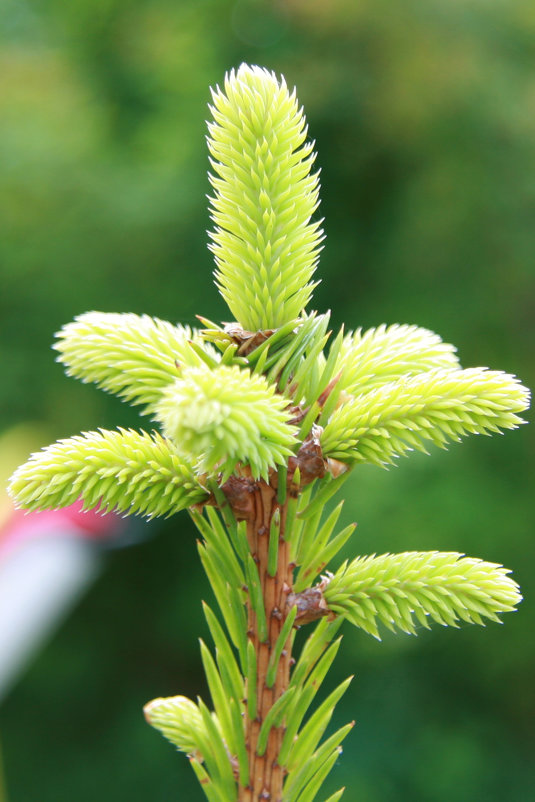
[207, 64, 323, 330]
[8, 428, 207, 518]
[155, 363, 298, 480]
[322, 368, 530, 466]
[55, 312, 214, 414]
[324, 551, 522, 638]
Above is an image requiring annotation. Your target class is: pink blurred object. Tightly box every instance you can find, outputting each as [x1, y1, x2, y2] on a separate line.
[0, 500, 123, 557]
[0, 502, 126, 701]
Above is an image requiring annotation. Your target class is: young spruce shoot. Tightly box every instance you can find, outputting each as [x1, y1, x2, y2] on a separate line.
[8, 65, 530, 802]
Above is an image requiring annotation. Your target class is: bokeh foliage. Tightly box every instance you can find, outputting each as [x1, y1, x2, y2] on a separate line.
[1, 1, 534, 800]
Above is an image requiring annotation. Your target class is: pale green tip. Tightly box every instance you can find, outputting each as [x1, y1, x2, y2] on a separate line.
[155, 363, 298, 480]
[8, 428, 208, 519]
[324, 551, 523, 639]
[207, 63, 323, 330]
[144, 695, 205, 755]
[322, 367, 530, 467]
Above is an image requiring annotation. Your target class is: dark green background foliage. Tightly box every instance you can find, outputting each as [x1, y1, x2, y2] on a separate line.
[1, 1, 534, 799]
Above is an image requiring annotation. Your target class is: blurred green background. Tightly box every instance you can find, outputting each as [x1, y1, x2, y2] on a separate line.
[1, 0, 534, 799]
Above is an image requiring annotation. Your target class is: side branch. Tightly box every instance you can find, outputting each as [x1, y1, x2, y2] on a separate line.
[286, 586, 332, 626]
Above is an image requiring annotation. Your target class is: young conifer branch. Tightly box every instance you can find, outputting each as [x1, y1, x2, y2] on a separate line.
[8, 429, 208, 518]
[154, 364, 299, 481]
[55, 312, 213, 414]
[321, 552, 522, 638]
[7, 64, 530, 801]
[335, 323, 461, 394]
[321, 368, 529, 467]
[208, 65, 323, 331]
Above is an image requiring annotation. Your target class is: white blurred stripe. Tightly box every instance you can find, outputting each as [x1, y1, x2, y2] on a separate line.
[0, 530, 100, 702]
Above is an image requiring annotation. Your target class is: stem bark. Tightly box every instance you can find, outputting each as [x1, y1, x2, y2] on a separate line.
[239, 481, 293, 802]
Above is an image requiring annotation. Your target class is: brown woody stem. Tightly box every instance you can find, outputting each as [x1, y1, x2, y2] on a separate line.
[238, 480, 293, 802]
[219, 434, 335, 799]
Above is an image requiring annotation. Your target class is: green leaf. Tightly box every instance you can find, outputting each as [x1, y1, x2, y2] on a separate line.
[205, 505, 244, 565]
[297, 473, 351, 522]
[247, 639, 258, 721]
[266, 605, 298, 688]
[303, 326, 345, 424]
[197, 543, 247, 668]
[256, 686, 297, 757]
[247, 319, 301, 372]
[283, 677, 353, 771]
[298, 638, 343, 705]
[145, 696, 235, 801]
[321, 789, 345, 802]
[262, 314, 328, 400]
[235, 520, 251, 564]
[202, 603, 244, 705]
[197, 698, 237, 800]
[293, 747, 343, 802]
[297, 501, 344, 569]
[229, 697, 249, 788]
[321, 368, 530, 467]
[294, 523, 356, 592]
[54, 312, 214, 414]
[290, 323, 341, 408]
[208, 64, 323, 330]
[199, 640, 236, 756]
[291, 490, 324, 566]
[284, 724, 352, 801]
[297, 401, 321, 442]
[246, 554, 269, 642]
[285, 638, 343, 749]
[277, 464, 288, 504]
[189, 758, 225, 802]
[186, 337, 221, 369]
[287, 474, 311, 560]
[8, 428, 208, 518]
[276, 312, 331, 397]
[289, 618, 343, 692]
[324, 551, 522, 639]
[268, 507, 282, 577]
[190, 510, 245, 589]
[208, 482, 249, 562]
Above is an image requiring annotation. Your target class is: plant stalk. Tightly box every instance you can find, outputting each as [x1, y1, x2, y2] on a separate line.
[240, 481, 293, 801]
